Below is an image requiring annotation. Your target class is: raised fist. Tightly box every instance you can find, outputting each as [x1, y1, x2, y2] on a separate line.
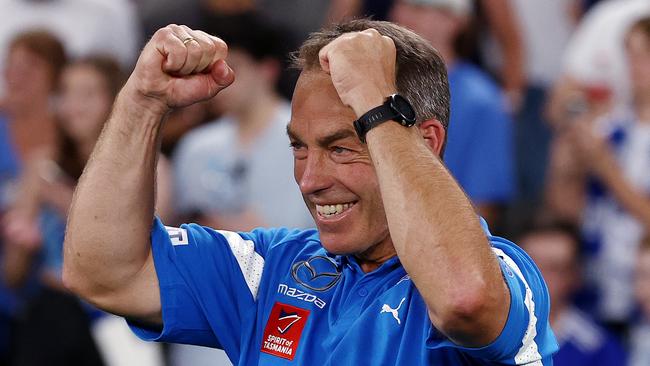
[318, 28, 397, 117]
[127, 24, 235, 113]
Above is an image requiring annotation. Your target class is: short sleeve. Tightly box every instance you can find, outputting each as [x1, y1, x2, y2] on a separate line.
[128, 218, 278, 357]
[428, 237, 558, 364]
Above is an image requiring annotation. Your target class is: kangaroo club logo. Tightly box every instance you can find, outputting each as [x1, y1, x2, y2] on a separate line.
[291, 256, 341, 292]
[261, 302, 310, 360]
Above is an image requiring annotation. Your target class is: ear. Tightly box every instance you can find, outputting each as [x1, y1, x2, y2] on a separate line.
[419, 119, 446, 156]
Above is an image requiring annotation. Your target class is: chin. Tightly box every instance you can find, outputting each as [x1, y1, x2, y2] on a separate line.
[318, 232, 361, 255]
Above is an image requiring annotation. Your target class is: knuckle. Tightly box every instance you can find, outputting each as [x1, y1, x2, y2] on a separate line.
[155, 26, 173, 40]
[213, 37, 227, 52]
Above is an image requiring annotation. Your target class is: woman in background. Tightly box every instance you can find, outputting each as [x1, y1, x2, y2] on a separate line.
[1, 56, 170, 366]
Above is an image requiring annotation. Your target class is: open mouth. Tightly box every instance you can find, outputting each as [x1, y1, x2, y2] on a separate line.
[315, 202, 357, 218]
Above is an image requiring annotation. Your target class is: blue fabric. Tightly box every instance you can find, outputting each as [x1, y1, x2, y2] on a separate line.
[514, 86, 553, 203]
[129, 218, 557, 365]
[444, 62, 515, 204]
[0, 115, 19, 181]
[39, 206, 67, 278]
[554, 334, 626, 366]
[0, 114, 19, 210]
[553, 309, 627, 366]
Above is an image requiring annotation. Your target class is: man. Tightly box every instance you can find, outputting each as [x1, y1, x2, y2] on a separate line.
[62, 19, 557, 365]
[390, 0, 515, 226]
[519, 221, 627, 366]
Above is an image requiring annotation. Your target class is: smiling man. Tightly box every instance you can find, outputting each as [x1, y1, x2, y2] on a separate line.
[62, 19, 557, 365]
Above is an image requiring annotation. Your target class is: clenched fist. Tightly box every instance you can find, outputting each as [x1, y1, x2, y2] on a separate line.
[318, 28, 397, 117]
[127, 24, 235, 113]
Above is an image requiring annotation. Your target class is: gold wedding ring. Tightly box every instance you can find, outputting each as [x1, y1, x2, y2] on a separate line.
[182, 36, 197, 46]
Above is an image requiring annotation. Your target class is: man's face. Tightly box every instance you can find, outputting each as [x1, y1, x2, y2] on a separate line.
[287, 71, 393, 261]
[521, 231, 577, 308]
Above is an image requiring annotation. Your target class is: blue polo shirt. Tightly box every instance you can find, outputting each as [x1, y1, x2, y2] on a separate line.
[130, 218, 557, 365]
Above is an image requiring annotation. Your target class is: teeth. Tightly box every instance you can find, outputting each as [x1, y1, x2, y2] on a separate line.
[316, 202, 355, 217]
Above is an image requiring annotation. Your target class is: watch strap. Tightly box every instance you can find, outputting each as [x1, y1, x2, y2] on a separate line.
[353, 102, 400, 143]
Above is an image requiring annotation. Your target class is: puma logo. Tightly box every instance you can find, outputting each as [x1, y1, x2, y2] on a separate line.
[380, 297, 406, 325]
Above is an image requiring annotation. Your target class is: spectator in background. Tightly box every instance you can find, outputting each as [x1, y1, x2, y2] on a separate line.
[503, 0, 578, 233]
[519, 220, 627, 365]
[630, 238, 650, 366]
[390, 0, 514, 227]
[328, 0, 525, 108]
[1, 56, 169, 366]
[545, 16, 650, 334]
[0, 0, 141, 95]
[0, 30, 65, 165]
[173, 12, 313, 232]
[547, 0, 650, 125]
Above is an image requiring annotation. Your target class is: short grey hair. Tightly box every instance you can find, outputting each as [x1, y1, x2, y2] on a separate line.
[291, 19, 450, 140]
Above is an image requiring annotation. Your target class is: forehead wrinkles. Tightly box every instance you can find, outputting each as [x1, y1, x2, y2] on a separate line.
[290, 71, 357, 142]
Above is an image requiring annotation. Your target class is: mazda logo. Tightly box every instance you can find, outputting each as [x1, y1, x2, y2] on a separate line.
[291, 256, 342, 292]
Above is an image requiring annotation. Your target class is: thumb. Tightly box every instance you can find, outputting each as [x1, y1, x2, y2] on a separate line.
[210, 59, 235, 90]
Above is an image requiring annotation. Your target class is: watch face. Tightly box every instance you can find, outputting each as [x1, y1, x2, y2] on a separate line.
[390, 94, 417, 125]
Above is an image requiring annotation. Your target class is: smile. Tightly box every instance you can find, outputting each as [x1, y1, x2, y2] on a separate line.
[315, 202, 357, 218]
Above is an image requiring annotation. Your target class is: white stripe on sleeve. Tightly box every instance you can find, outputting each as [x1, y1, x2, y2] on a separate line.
[492, 248, 543, 366]
[217, 230, 265, 300]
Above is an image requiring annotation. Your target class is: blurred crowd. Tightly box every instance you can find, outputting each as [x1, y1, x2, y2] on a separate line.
[0, 0, 648, 365]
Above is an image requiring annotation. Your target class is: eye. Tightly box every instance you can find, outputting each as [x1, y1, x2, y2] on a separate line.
[330, 146, 355, 162]
[290, 141, 307, 159]
[332, 146, 349, 155]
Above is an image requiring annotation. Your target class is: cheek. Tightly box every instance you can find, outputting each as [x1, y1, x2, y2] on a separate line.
[293, 162, 303, 187]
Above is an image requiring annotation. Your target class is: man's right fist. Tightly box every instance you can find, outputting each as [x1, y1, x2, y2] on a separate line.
[127, 24, 235, 113]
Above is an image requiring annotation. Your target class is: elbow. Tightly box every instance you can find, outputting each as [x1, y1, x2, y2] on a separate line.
[61, 244, 95, 301]
[431, 284, 507, 346]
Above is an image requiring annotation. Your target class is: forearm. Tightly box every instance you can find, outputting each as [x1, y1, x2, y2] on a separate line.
[366, 123, 508, 346]
[596, 158, 650, 230]
[482, 0, 525, 96]
[63, 89, 163, 302]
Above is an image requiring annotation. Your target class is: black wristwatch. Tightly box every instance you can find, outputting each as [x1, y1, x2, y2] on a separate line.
[353, 94, 417, 143]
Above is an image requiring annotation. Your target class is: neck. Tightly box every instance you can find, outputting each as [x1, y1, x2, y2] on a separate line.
[234, 92, 280, 148]
[355, 239, 397, 273]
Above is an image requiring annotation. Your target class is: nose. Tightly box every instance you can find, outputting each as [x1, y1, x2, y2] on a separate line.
[297, 152, 333, 196]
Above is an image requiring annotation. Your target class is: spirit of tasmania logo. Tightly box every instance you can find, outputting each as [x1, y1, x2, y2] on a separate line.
[260, 302, 310, 360]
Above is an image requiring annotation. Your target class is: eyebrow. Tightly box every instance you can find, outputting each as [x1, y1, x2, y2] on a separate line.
[286, 124, 301, 143]
[286, 125, 357, 147]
